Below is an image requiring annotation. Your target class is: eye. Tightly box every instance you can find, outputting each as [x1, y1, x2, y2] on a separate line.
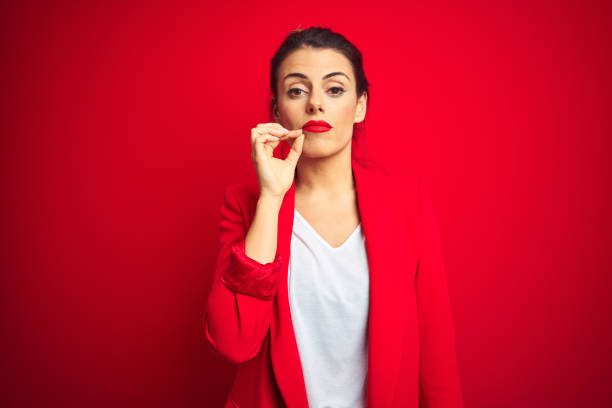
[288, 88, 306, 97]
[329, 86, 345, 96]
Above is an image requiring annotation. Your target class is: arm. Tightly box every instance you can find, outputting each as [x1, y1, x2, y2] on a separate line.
[415, 177, 464, 408]
[203, 186, 284, 364]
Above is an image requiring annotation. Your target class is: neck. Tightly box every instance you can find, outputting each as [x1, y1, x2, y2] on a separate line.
[294, 141, 355, 199]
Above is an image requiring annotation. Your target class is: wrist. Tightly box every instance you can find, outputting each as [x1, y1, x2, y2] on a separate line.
[258, 193, 284, 210]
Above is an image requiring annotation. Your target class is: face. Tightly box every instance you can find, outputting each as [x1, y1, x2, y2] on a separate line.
[273, 47, 367, 158]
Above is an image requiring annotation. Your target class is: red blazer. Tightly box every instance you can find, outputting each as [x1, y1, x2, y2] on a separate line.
[203, 155, 464, 408]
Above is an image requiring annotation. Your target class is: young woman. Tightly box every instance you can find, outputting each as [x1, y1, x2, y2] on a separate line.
[203, 26, 464, 408]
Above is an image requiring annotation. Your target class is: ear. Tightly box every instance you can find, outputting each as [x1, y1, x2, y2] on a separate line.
[272, 100, 280, 121]
[354, 91, 367, 124]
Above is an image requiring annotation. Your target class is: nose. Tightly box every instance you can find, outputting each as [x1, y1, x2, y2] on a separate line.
[306, 88, 325, 114]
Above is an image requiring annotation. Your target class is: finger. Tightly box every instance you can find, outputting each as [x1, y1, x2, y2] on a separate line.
[254, 134, 281, 145]
[252, 127, 278, 145]
[257, 123, 302, 135]
[269, 127, 290, 136]
[252, 126, 288, 144]
[276, 128, 303, 140]
[253, 135, 280, 156]
[285, 133, 304, 165]
[256, 123, 288, 133]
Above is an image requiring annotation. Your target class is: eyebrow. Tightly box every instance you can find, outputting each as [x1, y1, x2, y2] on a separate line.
[282, 71, 351, 82]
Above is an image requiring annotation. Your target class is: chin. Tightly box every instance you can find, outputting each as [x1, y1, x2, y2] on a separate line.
[299, 140, 348, 159]
[299, 143, 328, 158]
[299, 149, 328, 159]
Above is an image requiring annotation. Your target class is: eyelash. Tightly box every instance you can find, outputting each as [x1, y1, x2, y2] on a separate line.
[288, 87, 345, 97]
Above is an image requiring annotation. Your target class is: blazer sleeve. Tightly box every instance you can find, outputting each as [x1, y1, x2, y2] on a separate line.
[415, 177, 464, 408]
[203, 185, 283, 364]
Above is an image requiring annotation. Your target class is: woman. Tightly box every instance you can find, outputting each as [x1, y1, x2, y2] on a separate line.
[203, 26, 463, 408]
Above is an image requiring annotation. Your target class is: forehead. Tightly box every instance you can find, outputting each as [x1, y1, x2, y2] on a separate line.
[278, 47, 354, 81]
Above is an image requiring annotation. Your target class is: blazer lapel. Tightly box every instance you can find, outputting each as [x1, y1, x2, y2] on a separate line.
[353, 159, 411, 407]
[269, 156, 409, 408]
[269, 171, 309, 408]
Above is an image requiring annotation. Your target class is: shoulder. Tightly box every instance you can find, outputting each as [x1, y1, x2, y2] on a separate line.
[375, 162, 426, 222]
[359, 158, 419, 185]
[222, 181, 261, 215]
[223, 181, 260, 203]
[223, 181, 259, 200]
[366, 160, 421, 201]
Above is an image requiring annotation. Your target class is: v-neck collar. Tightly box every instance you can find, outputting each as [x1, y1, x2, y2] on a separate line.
[293, 208, 362, 251]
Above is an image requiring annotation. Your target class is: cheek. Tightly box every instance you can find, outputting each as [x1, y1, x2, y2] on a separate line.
[278, 103, 302, 128]
[342, 103, 356, 121]
[342, 99, 356, 112]
[278, 100, 298, 116]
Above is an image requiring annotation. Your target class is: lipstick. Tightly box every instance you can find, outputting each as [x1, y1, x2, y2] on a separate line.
[302, 120, 332, 133]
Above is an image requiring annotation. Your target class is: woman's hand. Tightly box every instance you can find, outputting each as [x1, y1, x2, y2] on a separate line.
[251, 123, 305, 199]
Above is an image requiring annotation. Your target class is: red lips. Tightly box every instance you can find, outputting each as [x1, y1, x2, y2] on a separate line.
[302, 120, 332, 133]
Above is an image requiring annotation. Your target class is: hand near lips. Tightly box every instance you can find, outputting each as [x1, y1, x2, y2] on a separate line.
[251, 123, 305, 199]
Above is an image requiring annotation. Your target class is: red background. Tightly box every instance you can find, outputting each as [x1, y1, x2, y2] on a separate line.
[2, 1, 611, 406]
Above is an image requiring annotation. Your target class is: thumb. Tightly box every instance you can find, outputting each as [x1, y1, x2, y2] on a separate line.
[285, 133, 304, 165]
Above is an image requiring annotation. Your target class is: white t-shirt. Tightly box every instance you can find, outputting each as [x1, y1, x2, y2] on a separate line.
[288, 208, 370, 408]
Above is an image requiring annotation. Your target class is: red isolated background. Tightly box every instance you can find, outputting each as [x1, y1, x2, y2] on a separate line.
[1, 1, 610, 407]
